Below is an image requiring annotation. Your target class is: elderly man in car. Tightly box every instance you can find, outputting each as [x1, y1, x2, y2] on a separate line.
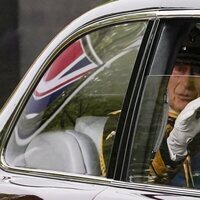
[150, 26, 200, 188]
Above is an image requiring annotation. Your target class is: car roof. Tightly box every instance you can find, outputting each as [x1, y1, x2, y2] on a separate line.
[84, 0, 200, 20]
[69, 0, 200, 34]
[104, 0, 200, 12]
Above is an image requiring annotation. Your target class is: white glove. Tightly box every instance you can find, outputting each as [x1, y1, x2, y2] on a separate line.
[167, 97, 200, 161]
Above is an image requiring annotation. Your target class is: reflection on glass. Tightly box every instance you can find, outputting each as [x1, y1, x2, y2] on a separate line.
[5, 21, 147, 176]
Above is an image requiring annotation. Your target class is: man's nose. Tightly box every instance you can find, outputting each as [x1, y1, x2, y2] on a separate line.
[180, 66, 194, 88]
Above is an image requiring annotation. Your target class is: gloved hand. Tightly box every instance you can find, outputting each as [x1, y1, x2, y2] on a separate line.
[167, 97, 200, 162]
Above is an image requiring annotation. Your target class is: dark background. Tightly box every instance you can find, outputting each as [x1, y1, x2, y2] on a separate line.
[0, 0, 111, 108]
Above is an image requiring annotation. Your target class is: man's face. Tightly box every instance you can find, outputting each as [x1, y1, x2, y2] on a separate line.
[168, 63, 200, 113]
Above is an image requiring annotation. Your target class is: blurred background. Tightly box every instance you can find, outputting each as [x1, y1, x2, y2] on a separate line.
[0, 0, 113, 108]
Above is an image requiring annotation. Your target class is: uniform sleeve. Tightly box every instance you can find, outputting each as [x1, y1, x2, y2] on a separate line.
[149, 120, 183, 184]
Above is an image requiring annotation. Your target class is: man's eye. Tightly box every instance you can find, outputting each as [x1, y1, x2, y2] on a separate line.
[173, 65, 182, 72]
[173, 64, 187, 75]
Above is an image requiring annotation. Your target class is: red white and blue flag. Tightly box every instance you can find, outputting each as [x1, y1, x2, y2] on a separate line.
[26, 39, 98, 115]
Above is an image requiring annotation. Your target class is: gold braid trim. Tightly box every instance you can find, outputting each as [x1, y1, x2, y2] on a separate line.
[183, 155, 195, 188]
[151, 151, 168, 177]
[149, 150, 179, 184]
[99, 133, 107, 176]
[168, 109, 179, 119]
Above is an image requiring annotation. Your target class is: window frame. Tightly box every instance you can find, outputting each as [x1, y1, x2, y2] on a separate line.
[112, 17, 200, 194]
[108, 19, 160, 179]
[0, 12, 155, 184]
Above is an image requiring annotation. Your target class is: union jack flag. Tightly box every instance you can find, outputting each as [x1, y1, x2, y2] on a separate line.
[26, 39, 98, 115]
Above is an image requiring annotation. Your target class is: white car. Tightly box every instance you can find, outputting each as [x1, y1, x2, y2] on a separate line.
[1, 0, 200, 199]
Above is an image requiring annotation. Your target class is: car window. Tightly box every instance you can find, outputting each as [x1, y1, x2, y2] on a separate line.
[5, 21, 148, 176]
[127, 22, 200, 189]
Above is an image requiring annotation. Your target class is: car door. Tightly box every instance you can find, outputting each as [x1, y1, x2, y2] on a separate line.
[0, 8, 156, 199]
[107, 11, 200, 199]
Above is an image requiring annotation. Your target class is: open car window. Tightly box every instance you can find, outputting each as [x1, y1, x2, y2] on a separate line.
[127, 21, 200, 189]
[5, 21, 148, 176]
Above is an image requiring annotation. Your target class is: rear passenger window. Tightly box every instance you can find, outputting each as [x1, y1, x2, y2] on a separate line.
[5, 21, 147, 176]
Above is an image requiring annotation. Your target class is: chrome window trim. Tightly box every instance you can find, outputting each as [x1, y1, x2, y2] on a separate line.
[157, 10, 200, 18]
[0, 165, 113, 185]
[111, 180, 200, 197]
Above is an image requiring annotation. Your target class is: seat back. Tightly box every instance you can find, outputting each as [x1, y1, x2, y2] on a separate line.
[25, 130, 101, 175]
